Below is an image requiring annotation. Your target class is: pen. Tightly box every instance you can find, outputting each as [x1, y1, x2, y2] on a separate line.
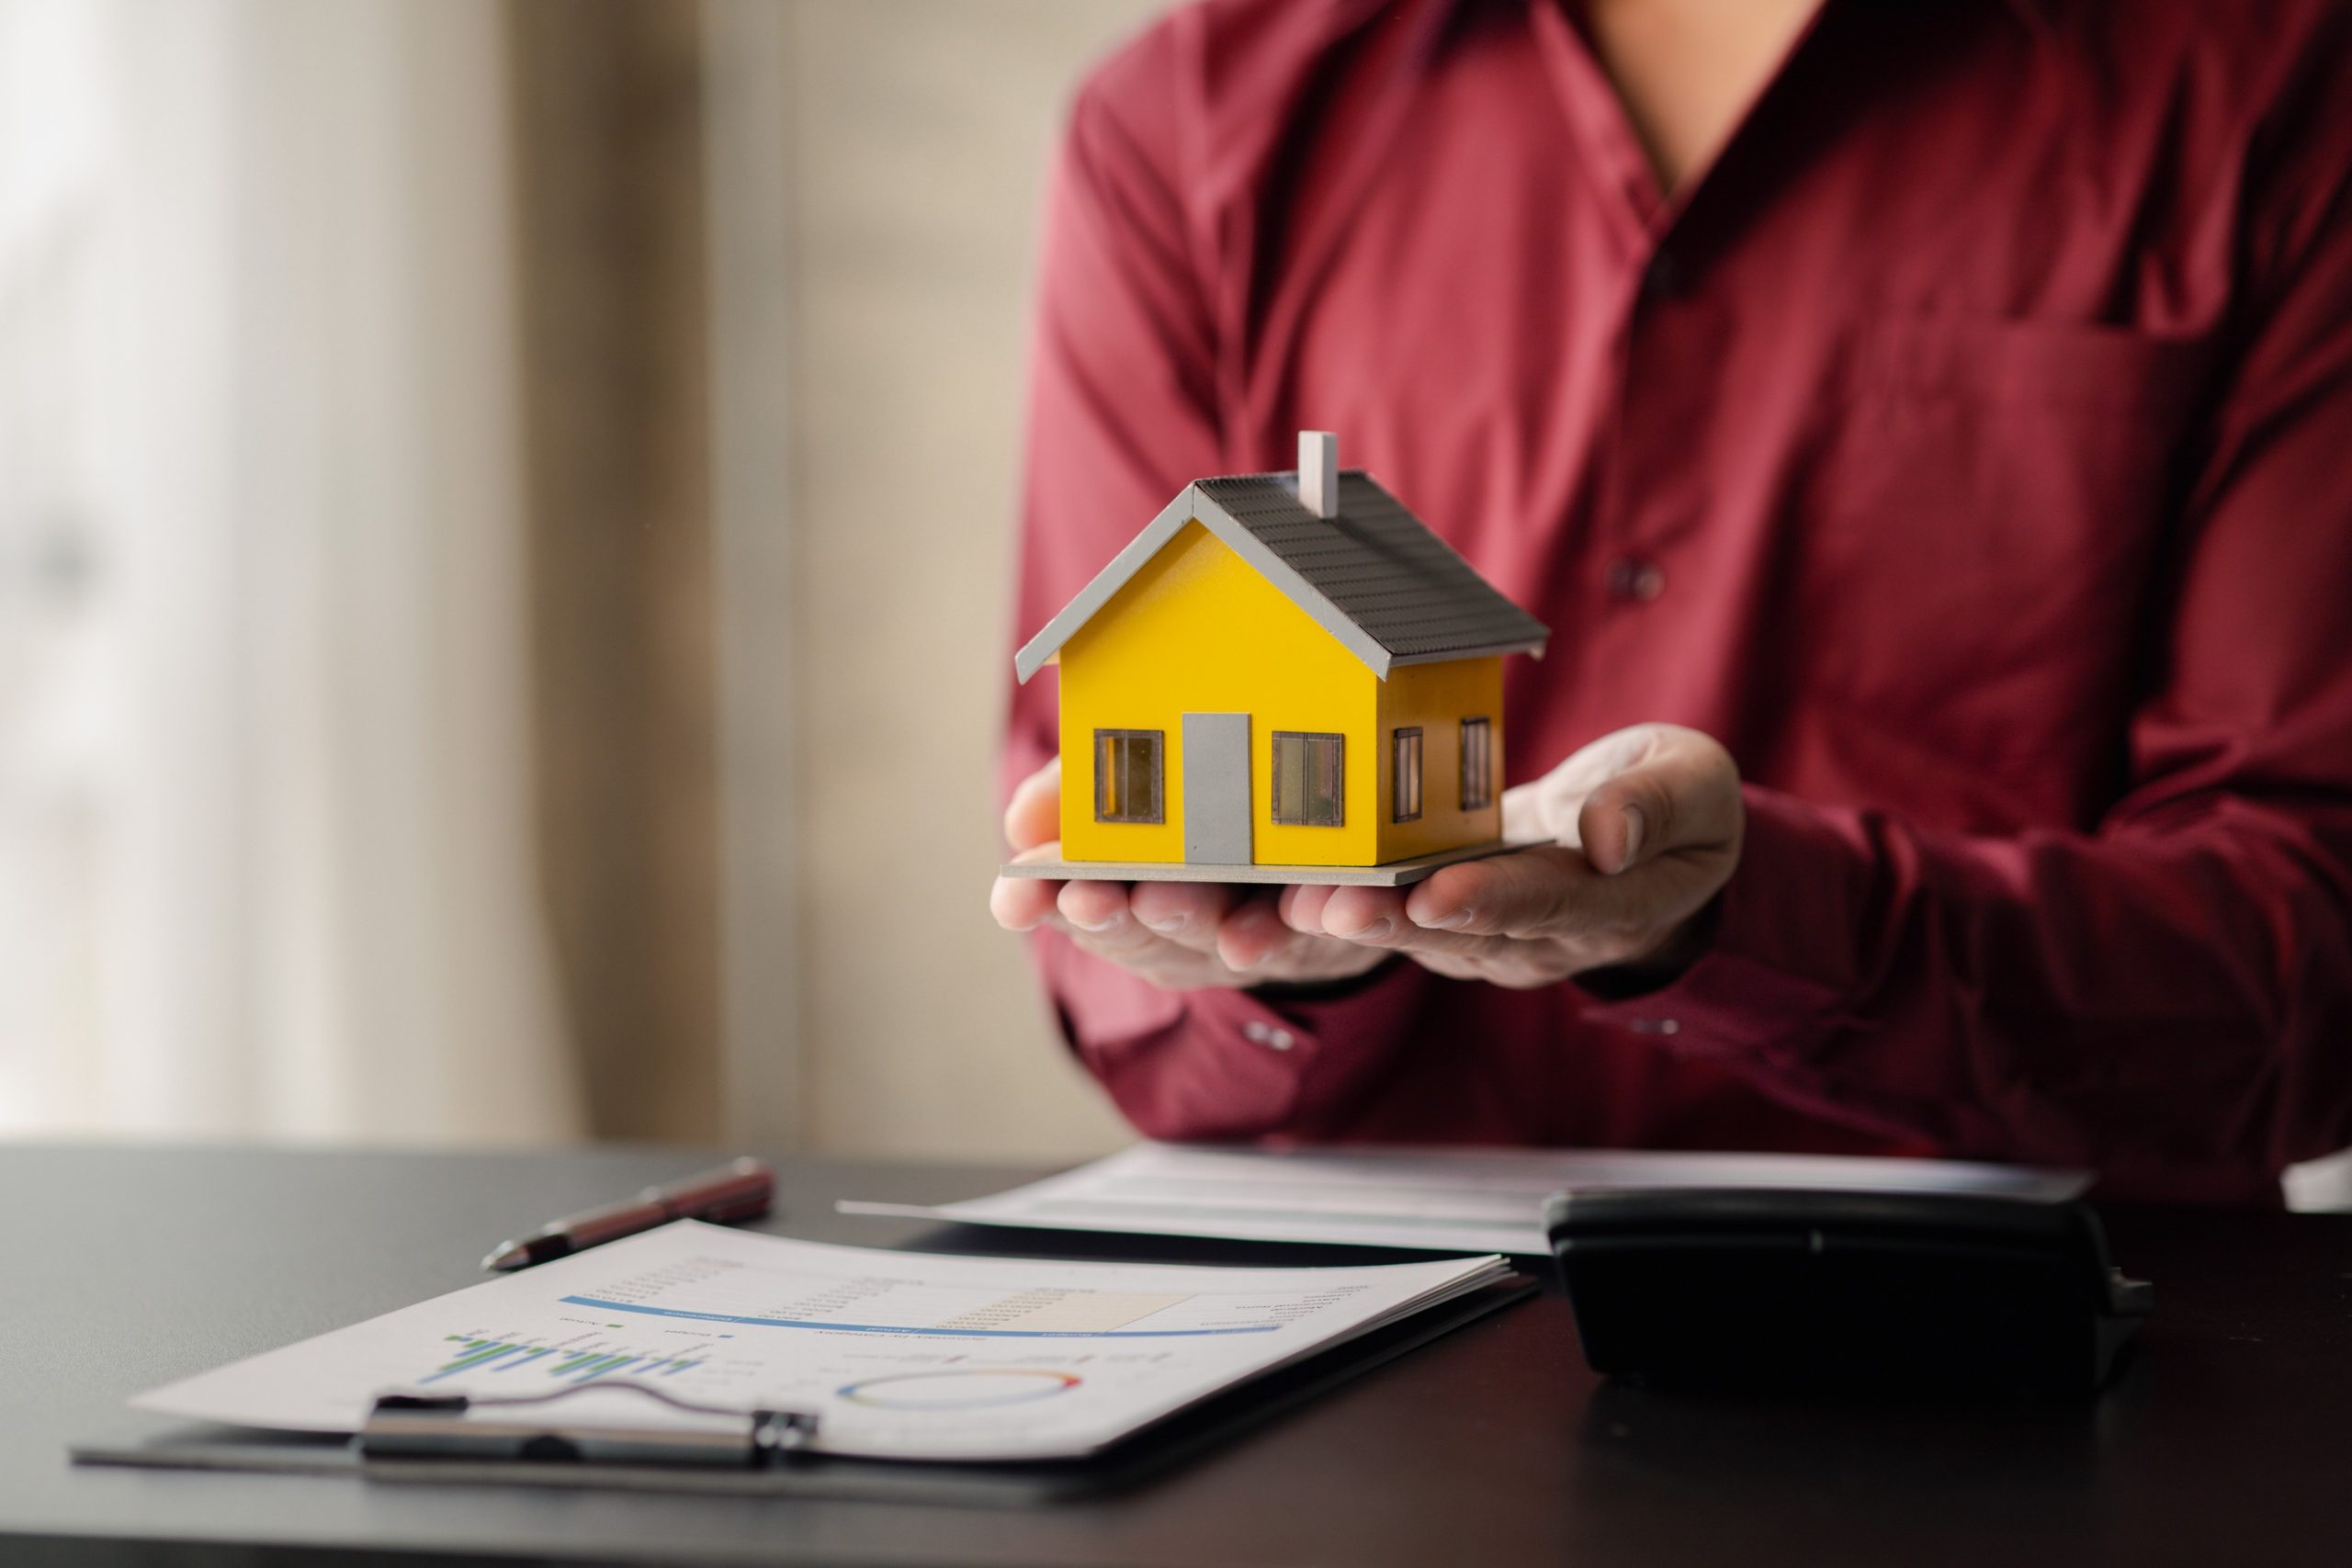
[481, 1156, 776, 1271]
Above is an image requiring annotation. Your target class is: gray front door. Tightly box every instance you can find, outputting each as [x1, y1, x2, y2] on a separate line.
[1182, 713, 1252, 864]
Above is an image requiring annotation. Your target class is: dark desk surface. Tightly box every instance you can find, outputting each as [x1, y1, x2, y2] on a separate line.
[5, 1144, 2350, 1568]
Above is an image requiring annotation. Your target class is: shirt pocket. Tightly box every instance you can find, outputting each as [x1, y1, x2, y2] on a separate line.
[1795, 313, 2219, 795]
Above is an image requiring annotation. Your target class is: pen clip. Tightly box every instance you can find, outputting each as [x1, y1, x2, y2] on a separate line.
[361, 1381, 820, 1467]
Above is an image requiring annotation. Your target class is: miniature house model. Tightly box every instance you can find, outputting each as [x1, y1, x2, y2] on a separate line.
[1010, 433, 1550, 886]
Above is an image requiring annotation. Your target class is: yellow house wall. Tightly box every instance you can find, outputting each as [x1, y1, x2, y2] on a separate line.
[1374, 658, 1507, 862]
[1057, 521, 1379, 866]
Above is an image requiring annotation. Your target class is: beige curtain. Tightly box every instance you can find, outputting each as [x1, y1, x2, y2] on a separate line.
[0, 0, 580, 1142]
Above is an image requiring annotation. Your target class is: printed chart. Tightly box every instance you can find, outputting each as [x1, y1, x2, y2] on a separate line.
[132, 1222, 1508, 1461]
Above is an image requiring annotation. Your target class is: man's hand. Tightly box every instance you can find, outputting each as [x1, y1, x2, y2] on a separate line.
[989, 758, 1391, 990]
[1278, 724, 1743, 988]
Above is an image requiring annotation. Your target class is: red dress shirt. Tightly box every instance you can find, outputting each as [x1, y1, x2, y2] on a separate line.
[1003, 0, 2352, 1202]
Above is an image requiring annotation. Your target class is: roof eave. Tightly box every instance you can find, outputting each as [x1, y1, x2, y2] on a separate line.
[1012, 488, 1201, 683]
[1384, 636, 1549, 669]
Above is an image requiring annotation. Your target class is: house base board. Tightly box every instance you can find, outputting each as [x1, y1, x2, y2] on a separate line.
[998, 840, 1522, 888]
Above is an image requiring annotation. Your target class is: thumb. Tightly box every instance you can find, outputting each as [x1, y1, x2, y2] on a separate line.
[1576, 728, 1740, 875]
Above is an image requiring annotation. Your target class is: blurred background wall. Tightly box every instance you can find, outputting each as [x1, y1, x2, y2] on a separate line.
[776, 2, 1151, 1158]
[0, 0, 1153, 1159]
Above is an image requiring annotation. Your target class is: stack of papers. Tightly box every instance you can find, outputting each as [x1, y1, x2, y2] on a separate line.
[840, 1143, 2091, 1256]
[131, 1221, 1512, 1463]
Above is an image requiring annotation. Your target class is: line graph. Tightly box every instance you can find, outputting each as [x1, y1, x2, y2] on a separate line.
[557, 1292, 1279, 1338]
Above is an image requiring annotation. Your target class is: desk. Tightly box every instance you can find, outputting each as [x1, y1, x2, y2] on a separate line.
[4, 1144, 2349, 1568]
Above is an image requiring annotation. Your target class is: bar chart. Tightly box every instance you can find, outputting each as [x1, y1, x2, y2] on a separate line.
[422, 1334, 710, 1385]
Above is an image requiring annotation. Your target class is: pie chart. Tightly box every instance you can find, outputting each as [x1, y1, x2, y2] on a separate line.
[836, 1369, 1081, 1410]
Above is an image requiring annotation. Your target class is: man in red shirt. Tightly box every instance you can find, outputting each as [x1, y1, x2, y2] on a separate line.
[989, 0, 2352, 1204]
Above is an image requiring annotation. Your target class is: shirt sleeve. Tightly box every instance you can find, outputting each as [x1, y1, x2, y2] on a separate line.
[1579, 121, 2352, 1202]
[1006, 26, 1435, 1135]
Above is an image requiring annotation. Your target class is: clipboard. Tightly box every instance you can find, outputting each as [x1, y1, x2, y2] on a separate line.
[358, 1383, 823, 1465]
[73, 1278, 1534, 1506]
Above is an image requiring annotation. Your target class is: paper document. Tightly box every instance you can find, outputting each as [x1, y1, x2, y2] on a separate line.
[131, 1221, 1509, 1462]
[840, 1143, 2091, 1256]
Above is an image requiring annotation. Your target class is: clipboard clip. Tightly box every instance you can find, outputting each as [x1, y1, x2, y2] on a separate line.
[360, 1381, 821, 1468]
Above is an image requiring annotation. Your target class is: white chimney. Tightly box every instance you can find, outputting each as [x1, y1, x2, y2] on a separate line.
[1299, 430, 1339, 519]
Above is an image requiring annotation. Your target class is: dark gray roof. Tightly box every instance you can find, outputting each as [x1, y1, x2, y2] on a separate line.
[1014, 469, 1548, 682]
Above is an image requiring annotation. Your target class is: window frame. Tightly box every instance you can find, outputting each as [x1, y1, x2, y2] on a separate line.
[1270, 730, 1346, 827]
[1092, 728, 1165, 824]
[1460, 716, 1493, 811]
[1391, 727, 1423, 822]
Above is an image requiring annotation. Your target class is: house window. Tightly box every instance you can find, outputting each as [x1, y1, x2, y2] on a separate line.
[1460, 717, 1494, 810]
[1272, 732, 1345, 827]
[1093, 729, 1163, 823]
[1392, 728, 1423, 821]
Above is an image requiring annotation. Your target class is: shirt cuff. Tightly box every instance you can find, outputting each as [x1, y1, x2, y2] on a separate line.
[1571, 784, 1860, 1061]
[1045, 933, 1427, 1139]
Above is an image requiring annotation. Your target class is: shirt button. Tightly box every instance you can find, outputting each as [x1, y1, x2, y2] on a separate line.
[1627, 1017, 1681, 1036]
[1604, 557, 1667, 603]
[1243, 1020, 1296, 1051]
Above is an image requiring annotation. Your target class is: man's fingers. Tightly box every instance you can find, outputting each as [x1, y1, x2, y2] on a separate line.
[1277, 883, 1339, 934]
[1037, 909, 1235, 989]
[1005, 865, 1384, 991]
[1363, 919, 1515, 963]
[989, 872, 1062, 931]
[1002, 757, 1061, 852]
[1401, 845, 1608, 939]
[1310, 886, 1411, 943]
[1220, 896, 1375, 974]
[1286, 881, 1524, 961]
[1216, 897, 1303, 971]
[1279, 884, 1436, 950]
[1580, 772, 1677, 877]
[1216, 908, 1392, 983]
[1130, 880, 1240, 953]
[1577, 728, 1741, 875]
[1056, 876, 1146, 946]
